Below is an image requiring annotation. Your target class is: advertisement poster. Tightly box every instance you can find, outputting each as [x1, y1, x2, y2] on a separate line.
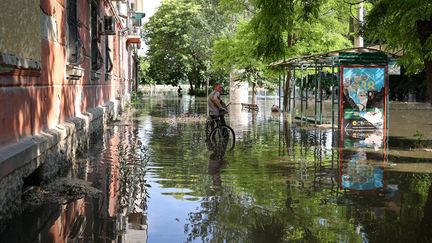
[339, 66, 388, 191]
[341, 66, 386, 131]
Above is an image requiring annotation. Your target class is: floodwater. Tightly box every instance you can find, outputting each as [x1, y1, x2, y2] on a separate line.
[1, 94, 432, 243]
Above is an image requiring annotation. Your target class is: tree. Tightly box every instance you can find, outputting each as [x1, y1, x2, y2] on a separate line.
[138, 56, 153, 85]
[247, 0, 351, 110]
[249, 0, 323, 61]
[142, 0, 226, 93]
[212, 21, 278, 104]
[365, 0, 432, 102]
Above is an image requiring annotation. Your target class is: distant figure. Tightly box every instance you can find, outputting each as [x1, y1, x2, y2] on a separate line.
[177, 86, 183, 97]
[271, 104, 280, 112]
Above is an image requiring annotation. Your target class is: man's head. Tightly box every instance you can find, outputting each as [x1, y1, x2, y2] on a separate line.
[214, 83, 222, 92]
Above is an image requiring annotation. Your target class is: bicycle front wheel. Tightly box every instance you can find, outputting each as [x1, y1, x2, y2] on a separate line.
[209, 125, 235, 151]
[205, 119, 216, 138]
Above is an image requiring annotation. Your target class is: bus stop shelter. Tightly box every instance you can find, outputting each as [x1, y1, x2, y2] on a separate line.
[271, 47, 400, 192]
[270, 47, 399, 132]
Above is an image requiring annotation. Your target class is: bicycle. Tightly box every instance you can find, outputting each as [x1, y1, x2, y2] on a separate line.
[205, 111, 235, 151]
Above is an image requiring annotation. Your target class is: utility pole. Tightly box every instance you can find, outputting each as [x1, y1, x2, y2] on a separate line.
[354, 2, 364, 48]
[206, 77, 209, 116]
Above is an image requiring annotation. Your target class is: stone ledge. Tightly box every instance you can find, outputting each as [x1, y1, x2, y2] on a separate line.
[0, 100, 119, 181]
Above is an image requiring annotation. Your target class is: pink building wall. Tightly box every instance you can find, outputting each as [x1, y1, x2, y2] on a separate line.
[0, 0, 137, 147]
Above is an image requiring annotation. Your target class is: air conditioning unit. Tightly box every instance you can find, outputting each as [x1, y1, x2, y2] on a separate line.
[101, 16, 116, 35]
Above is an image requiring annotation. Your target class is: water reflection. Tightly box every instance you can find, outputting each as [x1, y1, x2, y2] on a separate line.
[1, 96, 431, 243]
[208, 144, 228, 189]
[0, 118, 149, 242]
[340, 130, 387, 191]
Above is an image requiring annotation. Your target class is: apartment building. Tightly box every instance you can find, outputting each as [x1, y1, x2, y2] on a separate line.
[0, 0, 145, 228]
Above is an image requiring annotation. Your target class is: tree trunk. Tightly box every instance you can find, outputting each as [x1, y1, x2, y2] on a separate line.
[283, 70, 292, 112]
[282, 33, 294, 111]
[188, 74, 194, 93]
[252, 82, 257, 105]
[425, 60, 432, 103]
[416, 19, 432, 102]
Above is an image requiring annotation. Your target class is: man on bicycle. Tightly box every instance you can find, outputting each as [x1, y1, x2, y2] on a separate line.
[208, 83, 227, 125]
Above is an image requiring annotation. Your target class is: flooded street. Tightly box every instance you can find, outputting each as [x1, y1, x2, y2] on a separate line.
[1, 94, 432, 242]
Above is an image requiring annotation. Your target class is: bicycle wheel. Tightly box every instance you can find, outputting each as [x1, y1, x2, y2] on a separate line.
[206, 119, 218, 138]
[209, 125, 235, 151]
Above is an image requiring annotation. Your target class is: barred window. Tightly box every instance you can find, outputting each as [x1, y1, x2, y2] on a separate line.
[91, 1, 103, 71]
[105, 36, 113, 73]
[67, 0, 83, 65]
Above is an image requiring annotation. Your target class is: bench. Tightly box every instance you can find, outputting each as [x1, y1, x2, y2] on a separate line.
[241, 103, 259, 111]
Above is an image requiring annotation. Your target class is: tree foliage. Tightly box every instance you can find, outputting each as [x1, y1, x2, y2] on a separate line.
[365, 0, 432, 100]
[365, 0, 432, 72]
[249, 0, 324, 60]
[138, 56, 153, 85]
[142, 0, 226, 91]
[212, 21, 278, 95]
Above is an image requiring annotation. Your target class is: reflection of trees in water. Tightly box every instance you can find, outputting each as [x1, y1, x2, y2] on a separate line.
[283, 121, 339, 190]
[185, 126, 354, 242]
[184, 189, 292, 242]
[350, 173, 432, 243]
[188, 119, 428, 242]
[284, 123, 432, 242]
[184, 181, 368, 242]
[419, 180, 432, 242]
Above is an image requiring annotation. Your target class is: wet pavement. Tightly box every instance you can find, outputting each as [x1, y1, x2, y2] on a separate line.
[1, 94, 432, 242]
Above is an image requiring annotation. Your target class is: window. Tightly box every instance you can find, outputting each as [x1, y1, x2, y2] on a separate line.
[105, 36, 113, 74]
[67, 0, 83, 65]
[91, 1, 103, 71]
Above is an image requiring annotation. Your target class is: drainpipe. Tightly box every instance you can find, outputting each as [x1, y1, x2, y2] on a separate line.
[135, 54, 138, 92]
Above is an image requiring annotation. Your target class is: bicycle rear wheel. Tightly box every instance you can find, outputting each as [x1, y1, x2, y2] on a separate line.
[209, 125, 235, 151]
[206, 119, 216, 137]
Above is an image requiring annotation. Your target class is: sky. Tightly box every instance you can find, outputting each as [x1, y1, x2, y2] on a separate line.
[143, 0, 161, 23]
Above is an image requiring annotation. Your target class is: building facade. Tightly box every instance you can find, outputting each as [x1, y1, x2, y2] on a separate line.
[0, 0, 144, 228]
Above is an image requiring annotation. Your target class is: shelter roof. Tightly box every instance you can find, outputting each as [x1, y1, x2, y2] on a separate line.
[269, 47, 401, 68]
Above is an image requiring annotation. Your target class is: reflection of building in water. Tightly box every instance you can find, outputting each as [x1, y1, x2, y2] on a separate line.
[0, 122, 149, 242]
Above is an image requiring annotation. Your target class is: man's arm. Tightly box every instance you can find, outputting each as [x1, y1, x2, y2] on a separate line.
[211, 95, 225, 110]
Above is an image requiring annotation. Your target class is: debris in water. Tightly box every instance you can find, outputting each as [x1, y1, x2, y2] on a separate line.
[22, 178, 102, 210]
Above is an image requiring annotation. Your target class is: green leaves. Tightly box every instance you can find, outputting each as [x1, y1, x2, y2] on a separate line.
[249, 0, 292, 60]
[366, 0, 432, 73]
[142, 0, 225, 87]
[142, 0, 360, 95]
